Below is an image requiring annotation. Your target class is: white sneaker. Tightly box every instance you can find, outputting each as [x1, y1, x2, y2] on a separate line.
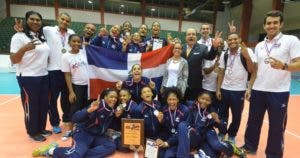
[61, 130, 72, 141]
[198, 149, 210, 158]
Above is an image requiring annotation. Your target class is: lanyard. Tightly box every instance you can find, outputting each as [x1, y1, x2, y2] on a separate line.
[124, 100, 133, 112]
[60, 32, 66, 48]
[195, 103, 207, 124]
[228, 52, 238, 68]
[101, 99, 114, 114]
[168, 107, 177, 127]
[264, 33, 283, 57]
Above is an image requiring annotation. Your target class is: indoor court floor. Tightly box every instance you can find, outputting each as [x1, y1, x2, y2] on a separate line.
[0, 70, 300, 158]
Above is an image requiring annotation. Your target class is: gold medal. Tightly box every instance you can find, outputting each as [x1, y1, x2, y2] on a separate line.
[61, 48, 67, 53]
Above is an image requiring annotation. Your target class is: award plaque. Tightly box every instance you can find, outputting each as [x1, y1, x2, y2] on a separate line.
[144, 139, 159, 158]
[121, 118, 144, 147]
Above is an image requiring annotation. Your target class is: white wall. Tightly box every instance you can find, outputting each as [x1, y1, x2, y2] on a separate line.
[59, 8, 100, 24]
[0, 0, 6, 20]
[146, 17, 179, 31]
[10, 4, 55, 20]
[105, 13, 142, 27]
[181, 21, 203, 32]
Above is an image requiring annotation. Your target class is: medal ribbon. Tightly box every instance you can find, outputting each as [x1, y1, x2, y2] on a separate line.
[264, 33, 283, 58]
[61, 32, 66, 48]
[168, 107, 177, 128]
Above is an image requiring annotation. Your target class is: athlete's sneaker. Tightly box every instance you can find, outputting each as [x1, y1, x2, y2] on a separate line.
[53, 126, 62, 134]
[30, 134, 46, 142]
[32, 142, 58, 157]
[218, 133, 225, 141]
[225, 141, 246, 158]
[228, 136, 236, 144]
[198, 149, 210, 158]
[240, 144, 256, 155]
[61, 130, 73, 141]
[41, 130, 52, 137]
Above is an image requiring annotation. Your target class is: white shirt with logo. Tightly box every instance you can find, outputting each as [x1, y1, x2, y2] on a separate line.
[219, 48, 255, 91]
[61, 50, 89, 85]
[10, 32, 50, 76]
[43, 26, 75, 71]
[253, 33, 300, 92]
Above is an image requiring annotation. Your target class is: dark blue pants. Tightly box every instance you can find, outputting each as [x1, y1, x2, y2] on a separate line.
[53, 128, 116, 158]
[17, 75, 49, 136]
[201, 129, 233, 157]
[48, 70, 71, 126]
[219, 89, 245, 137]
[244, 90, 289, 158]
[176, 122, 203, 158]
[163, 146, 177, 158]
[70, 84, 88, 116]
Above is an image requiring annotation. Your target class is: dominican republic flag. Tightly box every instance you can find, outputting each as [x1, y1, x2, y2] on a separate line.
[86, 45, 173, 99]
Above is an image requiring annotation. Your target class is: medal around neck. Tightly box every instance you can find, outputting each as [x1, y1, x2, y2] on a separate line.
[61, 48, 67, 53]
[154, 110, 159, 116]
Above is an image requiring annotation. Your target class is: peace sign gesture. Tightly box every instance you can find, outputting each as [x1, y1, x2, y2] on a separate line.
[14, 18, 24, 32]
[87, 95, 100, 113]
[212, 31, 223, 49]
[228, 20, 237, 33]
[240, 42, 250, 60]
[23, 39, 41, 52]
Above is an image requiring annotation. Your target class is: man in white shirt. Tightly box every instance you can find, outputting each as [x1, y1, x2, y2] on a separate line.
[216, 33, 255, 144]
[242, 10, 300, 158]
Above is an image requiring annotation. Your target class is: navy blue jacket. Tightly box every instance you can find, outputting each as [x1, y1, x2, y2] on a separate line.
[122, 76, 156, 104]
[91, 35, 122, 52]
[109, 100, 139, 131]
[186, 102, 216, 136]
[159, 104, 190, 146]
[132, 100, 162, 139]
[126, 43, 146, 53]
[73, 100, 115, 136]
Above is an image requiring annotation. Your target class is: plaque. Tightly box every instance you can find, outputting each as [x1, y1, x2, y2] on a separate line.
[121, 118, 144, 147]
[144, 139, 159, 158]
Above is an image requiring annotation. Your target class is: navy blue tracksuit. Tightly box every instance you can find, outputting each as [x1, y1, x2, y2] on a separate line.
[219, 89, 245, 137]
[132, 100, 162, 140]
[244, 90, 289, 158]
[91, 35, 122, 52]
[48, 70, 71, 125]
[53, 100, 116, 158]
[122, 76, 157, 104]
[158, 104, 190, 158]
[108, 100, 139, 152]
[126, 43, 147, 53]
[176, 103, 233, 158]
[17, 75, 49, 136]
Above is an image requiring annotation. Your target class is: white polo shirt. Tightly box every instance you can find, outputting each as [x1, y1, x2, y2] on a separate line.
[43, 26, 75, 71]
[219, 48, 255, 91]
[197, 37, 212, 51]
[61, 50, 89, 85]
[202, 58, 218, 92]
[253, 33, 300, 92]
[10, 32, 50, 76]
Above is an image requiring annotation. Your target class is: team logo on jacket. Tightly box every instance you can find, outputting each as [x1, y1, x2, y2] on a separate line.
[100, 115, 105, 118]
[175, 117, 180, 122]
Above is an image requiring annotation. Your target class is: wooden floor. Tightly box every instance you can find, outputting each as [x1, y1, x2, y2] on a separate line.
[0, 95, 300, 158]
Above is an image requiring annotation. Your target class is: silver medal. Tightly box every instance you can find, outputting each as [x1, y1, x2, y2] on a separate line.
[207, 114, 212, 119]
[154, 110, 159, 116]
[171, 128, 176, 133]
[61, 48, 67, 53]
